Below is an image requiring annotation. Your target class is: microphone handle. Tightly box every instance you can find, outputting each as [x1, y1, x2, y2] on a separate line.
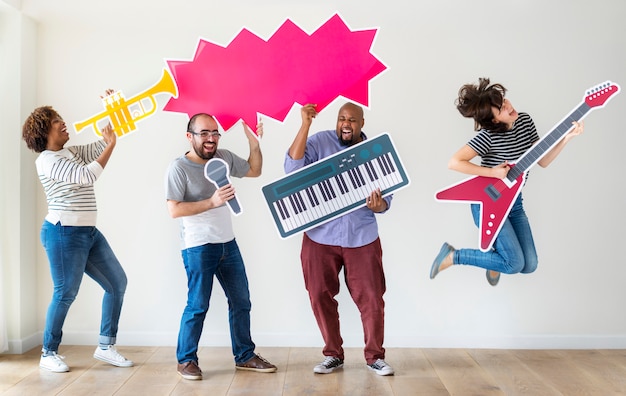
[216, 180, 242, 214]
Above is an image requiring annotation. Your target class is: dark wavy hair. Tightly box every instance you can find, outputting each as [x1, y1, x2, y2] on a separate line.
[22, 106, 59, 153]
[455, 78, 508, 133]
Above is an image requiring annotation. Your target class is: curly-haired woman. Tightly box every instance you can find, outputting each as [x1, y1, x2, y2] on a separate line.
[22, 103, 133, 372]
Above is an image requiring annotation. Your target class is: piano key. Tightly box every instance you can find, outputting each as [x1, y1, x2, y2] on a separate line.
[296, 191, 306, 211]
[363, 161, 375, 182]
[288, 194, 300, 214]
[317, 181, 329, 202]
[337, 173, 348, 192]
[370, 156, 394, 189]
[355, 166, 366, 186]
[323, 179, 336, 199]
[307, 186, 324, 220]
[275, 199, 287, 220]
[334, 175, 345, 194]
[326, 175, 350, 209]
[304, 186, 317, 207]
[383, 154, 401, 186]
[383, 152, 396, 173]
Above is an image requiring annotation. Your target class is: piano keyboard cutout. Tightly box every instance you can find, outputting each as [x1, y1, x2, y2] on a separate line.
[262, 133, 410, 238]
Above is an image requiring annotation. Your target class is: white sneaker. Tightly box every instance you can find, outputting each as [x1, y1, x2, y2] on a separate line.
[93, 345, 134, 367]
[40, 352, 69, 372]
[367, 359, 394, 376]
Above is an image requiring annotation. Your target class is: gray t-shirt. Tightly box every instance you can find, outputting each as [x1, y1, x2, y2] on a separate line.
[165, 149, 250, 248]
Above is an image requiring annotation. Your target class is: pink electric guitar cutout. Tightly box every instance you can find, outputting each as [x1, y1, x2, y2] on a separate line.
[435, 81, 620, 252]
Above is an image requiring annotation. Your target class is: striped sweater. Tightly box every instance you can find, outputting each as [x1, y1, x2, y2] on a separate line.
[467, 112, 540, 168]
[36, 140, 106, 226]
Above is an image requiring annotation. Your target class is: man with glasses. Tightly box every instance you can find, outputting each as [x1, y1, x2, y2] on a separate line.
[165, 113, 276, 380]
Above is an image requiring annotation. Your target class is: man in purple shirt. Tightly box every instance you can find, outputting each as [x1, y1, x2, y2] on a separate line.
[284, 102, 394, 376]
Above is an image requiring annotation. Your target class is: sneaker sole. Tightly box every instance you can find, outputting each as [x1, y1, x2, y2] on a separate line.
[93, 354, 134, 367]
[313, 364, 343, 374]
[367, 366, 394, 376]
[40, 364, 69, 373]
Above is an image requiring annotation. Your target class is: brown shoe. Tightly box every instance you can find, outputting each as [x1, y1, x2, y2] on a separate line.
[235, 354, 277, 373]
[177, 360, 202, 380]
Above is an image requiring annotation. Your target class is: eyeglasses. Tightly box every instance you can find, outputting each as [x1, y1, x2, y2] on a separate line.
[188, 129, 221, 139]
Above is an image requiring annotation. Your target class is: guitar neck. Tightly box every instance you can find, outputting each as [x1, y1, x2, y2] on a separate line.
[507, 102, 590, 181]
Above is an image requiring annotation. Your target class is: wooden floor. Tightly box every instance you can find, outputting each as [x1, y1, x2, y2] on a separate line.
[1, 346, 626, 395]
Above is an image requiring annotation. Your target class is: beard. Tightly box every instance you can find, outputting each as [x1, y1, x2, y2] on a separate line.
[338, 130, 359, 146]
[193, 143, 216, 160]
[338, 136, 351, 146]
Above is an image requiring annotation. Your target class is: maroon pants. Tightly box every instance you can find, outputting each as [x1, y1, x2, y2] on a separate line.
[301, 234, 386, 364]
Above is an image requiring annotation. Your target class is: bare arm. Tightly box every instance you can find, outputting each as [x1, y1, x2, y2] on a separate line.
[288, 104, 317, 160]
[448, 144, 511, 179]
[243, 121, 262, 177]
[537, 121, 584, 168]
[167, 184, 237, 218]
[95, 123, 116, 169]
[95, 90, 118, 169]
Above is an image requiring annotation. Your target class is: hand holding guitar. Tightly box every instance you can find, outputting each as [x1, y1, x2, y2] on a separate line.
[491, 162, 511, 180]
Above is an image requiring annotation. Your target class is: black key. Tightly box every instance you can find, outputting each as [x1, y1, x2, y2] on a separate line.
[334, 175, 345, 194]
[321, 180, 332, 200]
[296, 191, 306, 211]
[383, 152, 396, 172]
[305, 187, 317, 207]
[377, 156, 390, 175]
[347, 169, 358, 189]
[356, 166, 366, 186]
[338, 173, 349, 193]
[288, 194, 300, 214]
[318, 182, 329, 201]
[324, 179, 336, 199]
[364, 162, 374, 181]
[277, 199, 287, 220]
[367, 161, 379, 180]
[309, 186, 320, 206]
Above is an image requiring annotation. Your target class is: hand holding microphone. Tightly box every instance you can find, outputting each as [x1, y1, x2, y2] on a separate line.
[205, 158, 242, 215]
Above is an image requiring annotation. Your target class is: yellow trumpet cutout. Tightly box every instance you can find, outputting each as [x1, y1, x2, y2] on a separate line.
[73, 68, 178, 137]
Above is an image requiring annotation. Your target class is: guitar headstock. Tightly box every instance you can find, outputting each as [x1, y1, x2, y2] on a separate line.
[585, 81, 620, 108]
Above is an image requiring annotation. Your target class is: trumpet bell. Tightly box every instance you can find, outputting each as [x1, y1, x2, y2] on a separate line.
[73, 68, 178, 136]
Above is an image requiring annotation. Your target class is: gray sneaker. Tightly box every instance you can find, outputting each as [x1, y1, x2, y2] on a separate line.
[367, 359, 394, 376]
[313, 356, 343, 374]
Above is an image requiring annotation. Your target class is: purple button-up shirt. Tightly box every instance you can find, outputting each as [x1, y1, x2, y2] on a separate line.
[284, 130, 392, 248]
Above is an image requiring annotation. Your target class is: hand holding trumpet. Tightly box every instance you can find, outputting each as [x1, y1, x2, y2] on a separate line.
[99, 89, 118, 147]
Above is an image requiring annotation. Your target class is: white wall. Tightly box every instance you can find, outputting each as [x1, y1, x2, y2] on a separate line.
[3, 0, 626, 353]
[0, 0, 39, 354]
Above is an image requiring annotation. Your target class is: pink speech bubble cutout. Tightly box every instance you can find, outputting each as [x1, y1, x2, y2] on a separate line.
[163, 13, 387, 135]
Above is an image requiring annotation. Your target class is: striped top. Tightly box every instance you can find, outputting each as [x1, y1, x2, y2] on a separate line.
[35, 140, 106, 226]
[467, 112, 540, 168]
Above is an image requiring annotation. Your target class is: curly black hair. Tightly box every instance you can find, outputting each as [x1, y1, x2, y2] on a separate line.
[22, 106, 59, 153]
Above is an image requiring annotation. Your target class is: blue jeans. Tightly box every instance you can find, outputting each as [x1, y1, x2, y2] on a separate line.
[454, 194, 538, 274]
[177, 239, 255, 365]
[40, 221, 127, 353]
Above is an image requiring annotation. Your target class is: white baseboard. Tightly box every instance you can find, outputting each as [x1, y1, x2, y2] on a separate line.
[6, 331, 41, 354]
[4, 331, 626, 354]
